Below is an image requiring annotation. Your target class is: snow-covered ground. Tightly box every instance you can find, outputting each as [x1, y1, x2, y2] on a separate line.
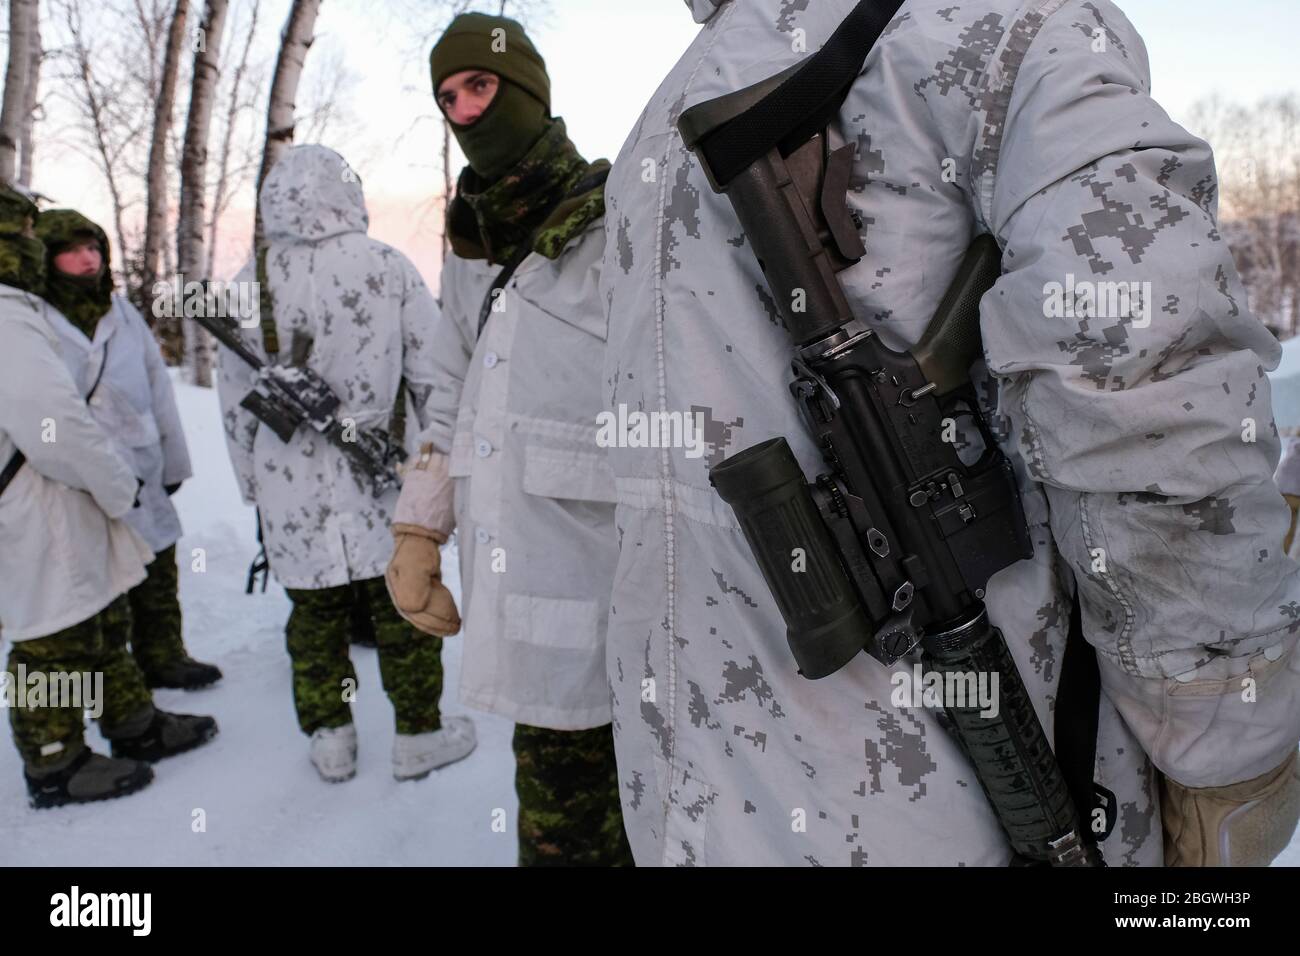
[2, 375, 1297, 866]
[0, 375, 517, 865]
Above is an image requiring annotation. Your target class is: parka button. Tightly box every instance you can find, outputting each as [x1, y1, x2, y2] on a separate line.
[476, 438, 493, 458]
[483, 351, 499, 368]
[475, 528, 491, 544]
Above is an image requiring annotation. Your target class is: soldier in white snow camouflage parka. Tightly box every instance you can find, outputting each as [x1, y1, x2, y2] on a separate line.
[216, 145, 462, 771]
[217, 145, 445, 591]
[599, 0, 1300, 866]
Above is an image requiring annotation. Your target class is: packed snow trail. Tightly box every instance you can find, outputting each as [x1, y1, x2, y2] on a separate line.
[1, 376, 1297, 866]
[0, 376, 517, 865]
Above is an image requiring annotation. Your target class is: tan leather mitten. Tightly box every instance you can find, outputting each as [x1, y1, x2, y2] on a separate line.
[1161, 750, 1300, 866]
[385, 444, 460, 636]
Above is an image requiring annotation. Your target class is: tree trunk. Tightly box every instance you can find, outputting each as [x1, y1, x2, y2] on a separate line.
[208, 0, 262, 280]
[178, 0, 230, 388]
[18, 8, 40, 187]
[0, 0, 37, 184]
[257, 0, 321, 196]
[252, 0, 322, 354]
[144, 0, 190, 359]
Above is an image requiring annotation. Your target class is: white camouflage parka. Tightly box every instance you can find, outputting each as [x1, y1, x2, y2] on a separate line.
[414, 219, 617, 731]
[217, 145, 445, 590]
[599, 0, 1300, 865]
[45, 293, 192, 553]
[0, 287, 151, 641]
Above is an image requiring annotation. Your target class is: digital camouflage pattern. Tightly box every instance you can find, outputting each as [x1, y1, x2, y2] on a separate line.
[6, 595, 154, 770]
[533, 175, 609, 261]
[599, 0, 1300, 865]
[216, 145, 446, 591]
[284, 577, 444, 735]
[126, 545, 188, 675]
[513, 722, 634, 866]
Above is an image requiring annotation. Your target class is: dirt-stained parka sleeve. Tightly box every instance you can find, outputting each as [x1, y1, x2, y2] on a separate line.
[976, 0, 1300, 789]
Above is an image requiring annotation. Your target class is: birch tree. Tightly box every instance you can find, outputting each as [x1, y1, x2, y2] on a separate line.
[255, 0, 321, 198]
[18, 5, 42, 187]
[143, 0, 189, 356]
[207, 0, 262, 280]
[1, 0, 39, 183]
[178, 0, 230, 387]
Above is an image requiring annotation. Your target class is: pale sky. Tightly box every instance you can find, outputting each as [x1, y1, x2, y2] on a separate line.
[34, 0, 1300, 291]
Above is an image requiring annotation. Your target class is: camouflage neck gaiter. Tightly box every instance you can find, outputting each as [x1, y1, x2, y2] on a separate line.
[35, 210, 115, 339]
[45, 268, 112, 338]
[447, 118, 597, 265]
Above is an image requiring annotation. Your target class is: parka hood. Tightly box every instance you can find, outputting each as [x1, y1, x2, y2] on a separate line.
[259, 144, 369, 244]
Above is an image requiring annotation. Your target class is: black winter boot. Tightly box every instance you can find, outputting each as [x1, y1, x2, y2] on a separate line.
[25, 746, 153, 809]
[143, 657, 223, 690]
[110, 710, 219, 762]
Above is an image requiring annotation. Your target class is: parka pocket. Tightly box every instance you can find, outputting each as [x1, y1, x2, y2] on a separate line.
[521, 440, 617, 505]
[504, 592, 601, 651]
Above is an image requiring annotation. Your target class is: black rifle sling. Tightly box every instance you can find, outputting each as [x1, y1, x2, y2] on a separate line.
[475, 167, 611, 340]
[1055, 591, 1103, 848]
[700, 0, 1108, 847]
[1, 333, 112, 499]
[694, 0, 905, 188]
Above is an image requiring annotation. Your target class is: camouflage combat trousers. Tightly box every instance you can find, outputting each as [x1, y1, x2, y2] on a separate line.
[5, 595, 155, 771]
[513, 723, 634, 867]
[127, 544, 188, 674]
[284, 577, 443, 735]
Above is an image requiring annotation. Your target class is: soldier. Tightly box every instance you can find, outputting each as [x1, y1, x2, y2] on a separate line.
[34, 209, 222, 690]
[216, 145, 475, 783]
[599, 0, 1300, 865]
[385, 13, 632, 865]
[0, 185, 218, 808]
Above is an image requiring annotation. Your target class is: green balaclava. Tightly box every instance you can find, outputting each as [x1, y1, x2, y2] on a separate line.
[430, 12, 552, 182]
[0, 183, 46, 294]
[35, 209, 114, 338]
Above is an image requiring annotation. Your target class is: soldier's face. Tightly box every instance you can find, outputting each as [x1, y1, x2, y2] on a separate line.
[53, 238, 102, 278]
[437, 70, 500, 126]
